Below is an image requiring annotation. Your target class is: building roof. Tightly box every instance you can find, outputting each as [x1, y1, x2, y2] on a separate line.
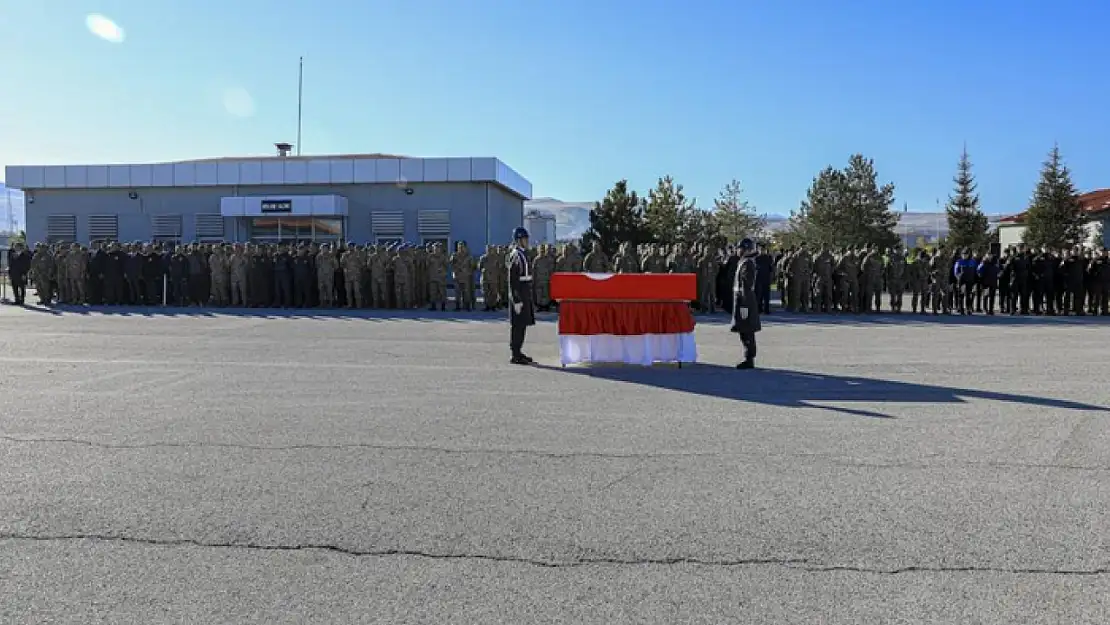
[998, 188, 1110, 224]
[187, 152, 411, 164]
[3, 154, 532, 200]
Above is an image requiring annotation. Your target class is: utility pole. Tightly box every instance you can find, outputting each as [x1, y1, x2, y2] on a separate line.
[297, 57, 304, 156]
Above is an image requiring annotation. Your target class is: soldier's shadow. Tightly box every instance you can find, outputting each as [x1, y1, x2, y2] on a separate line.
[543, 364, 1108, 419]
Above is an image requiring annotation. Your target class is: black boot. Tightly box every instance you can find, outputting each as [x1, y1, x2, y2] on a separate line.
[736, 360, 754, 370]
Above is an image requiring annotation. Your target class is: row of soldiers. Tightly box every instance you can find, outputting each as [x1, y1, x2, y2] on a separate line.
[19, 239, 584, 311]
[18, 236, 1110, 317]
[16, 238, 726, 312]
[771, 244, 1110, 316]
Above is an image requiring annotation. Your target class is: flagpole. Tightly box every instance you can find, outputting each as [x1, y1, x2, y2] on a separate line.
[296, 57, 304, 156]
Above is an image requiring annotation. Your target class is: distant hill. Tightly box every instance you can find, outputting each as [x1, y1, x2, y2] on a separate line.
[525, 197, 1006, 243]
[0, 182, 24, 233]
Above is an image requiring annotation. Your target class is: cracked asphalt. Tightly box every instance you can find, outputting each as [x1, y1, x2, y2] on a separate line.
[1, 305, 1108, 624]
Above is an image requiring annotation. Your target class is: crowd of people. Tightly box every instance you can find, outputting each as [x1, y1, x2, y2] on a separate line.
[764, 244, 1110, 316]
[3, 238, 1109, 318]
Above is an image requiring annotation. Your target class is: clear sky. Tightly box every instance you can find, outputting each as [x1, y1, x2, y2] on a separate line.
[2, 0, 1108, 220]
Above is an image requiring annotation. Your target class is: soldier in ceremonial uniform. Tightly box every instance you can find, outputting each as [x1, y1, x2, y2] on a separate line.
[730, 238, 761, 370]
[507, 227, 536, 365]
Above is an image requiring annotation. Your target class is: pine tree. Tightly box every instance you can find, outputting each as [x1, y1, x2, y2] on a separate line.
[712, 179, 766, 243]
[791, 155, 899, 249]
[945, 145, 989, 251]
[580, 179, 649, 257]
[643, 175, 694, 245]
[1021, 145, 1086, 250]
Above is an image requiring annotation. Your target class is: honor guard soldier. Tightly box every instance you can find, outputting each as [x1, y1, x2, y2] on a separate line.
[507, 227, 536, 364]
[730, 238, 762, 369]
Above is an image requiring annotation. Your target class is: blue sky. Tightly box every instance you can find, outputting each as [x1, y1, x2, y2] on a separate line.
[2, 0, 1109, 222]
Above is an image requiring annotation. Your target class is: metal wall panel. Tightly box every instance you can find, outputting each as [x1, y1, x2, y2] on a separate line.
[108, 165, 130, 187]
[306, 159, 331, 184]
[173, 163, 196, 186]
[217, 162, 240, 185]
[65, 166, 88, 188]
[352, 159, 376, 183]
[3, 166, 24, 188]
[283, 160, 308, 184]
[152, 164, 175, 186]
[471, 157, 497, 181]
[239, 161, 263, 185]
[446, 158, 472, 182]
[399, 158, 424, 183]
[423, 158, 448, 182]
[86, 166, 108, 188]
[130, 164, 153, 187]
[376, 159, 401, 184]
[329, 159, 354, 184]
[261, 160, 284, 185]
[195, 162, 218, 186]
[44, 166, 66, 188]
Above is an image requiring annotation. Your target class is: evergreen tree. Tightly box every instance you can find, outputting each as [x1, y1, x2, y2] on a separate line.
[1021, 145, 1086, 249]
[679, 209, 727, 249]
[712, 179, 766, 243]
[643, 175, 694, 245]
[580, 179, 649, 257]
[790, 155, 899, 249]
[944, 146, 989, 251]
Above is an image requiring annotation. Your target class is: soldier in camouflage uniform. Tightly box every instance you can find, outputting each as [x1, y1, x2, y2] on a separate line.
[885, 247, 906, 312]
[316, 244, 337, 307]
[426, 243, 449, 311]
[450, 242, 476, 311]
[583, 241, 610, 273]
[696, 245, 719, 313]
[641, 244, 668, 273]
[614, 242, 641, 273]
[836, 249, 859, 313]
[813, 248, 835, 313]
[479, 245, 498, 311]
[341, 244, 365, 309]
[68, 243, 88, 305]
[532, 244, 556, 311]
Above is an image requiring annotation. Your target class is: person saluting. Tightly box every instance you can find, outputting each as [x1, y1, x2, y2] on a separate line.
[730, 238, 762, 369]
[507, 227, 536, 364]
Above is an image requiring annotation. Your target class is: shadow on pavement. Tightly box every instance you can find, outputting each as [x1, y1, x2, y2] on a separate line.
[541, 364, 1109, 419]
[5, 303, 530, 323]
[694, 311, 1110, 327]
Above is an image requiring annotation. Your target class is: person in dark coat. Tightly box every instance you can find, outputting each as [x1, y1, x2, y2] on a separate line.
[730, 238, 761, 370]
[7, 242, 32, 305]
[507, 226, 536, 365]
[717, 247, 739, 314]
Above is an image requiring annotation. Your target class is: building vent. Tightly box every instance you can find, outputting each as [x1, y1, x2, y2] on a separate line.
[151, 214, 183, 239]
[194, 214, 225, 239]
[371, 211, 404, 236]
[417, 210, 451, 236]
[88, 214, 119, 241]
[46, 215, 77, 243]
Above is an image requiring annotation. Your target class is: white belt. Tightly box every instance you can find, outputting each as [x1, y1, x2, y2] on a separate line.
[518, 276, 533, 282]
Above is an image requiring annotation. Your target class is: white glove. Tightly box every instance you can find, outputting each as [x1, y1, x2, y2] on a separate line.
[513, 303, 523, 314]
[738, 307, 749, 320]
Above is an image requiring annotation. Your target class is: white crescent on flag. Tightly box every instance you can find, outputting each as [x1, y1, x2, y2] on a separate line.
[585, 273, 615, 280]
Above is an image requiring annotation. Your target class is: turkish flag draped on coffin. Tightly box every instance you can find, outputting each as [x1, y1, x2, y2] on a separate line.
[551, 273, 698, 366]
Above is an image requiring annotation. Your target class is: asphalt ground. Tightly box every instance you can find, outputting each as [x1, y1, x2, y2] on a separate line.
[1, 301, 1108, 624]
